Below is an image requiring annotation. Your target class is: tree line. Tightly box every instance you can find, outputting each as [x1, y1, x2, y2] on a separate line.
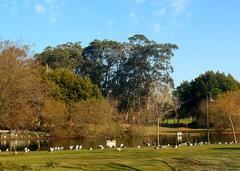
[1, 35, 240, 138]
[176, 71, 240, 135]
[0, 35, 178, 137]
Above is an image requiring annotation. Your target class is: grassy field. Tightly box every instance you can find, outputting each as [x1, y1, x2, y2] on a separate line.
[163, 118, 193, 125]
[0, 144, 240, 170]
[127, 125, 206, 137]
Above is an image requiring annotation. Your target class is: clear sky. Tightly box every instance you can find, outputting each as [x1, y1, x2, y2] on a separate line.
[0, 0, 239, 86]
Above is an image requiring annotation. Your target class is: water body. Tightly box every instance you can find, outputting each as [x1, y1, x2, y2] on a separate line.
[0, 133, 238, 151]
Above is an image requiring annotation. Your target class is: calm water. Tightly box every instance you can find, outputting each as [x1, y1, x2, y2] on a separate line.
[0, 133, 238, 151]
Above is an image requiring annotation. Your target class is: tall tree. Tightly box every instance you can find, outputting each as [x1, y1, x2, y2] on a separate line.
[0, 41, 46, 130]
[116, 34, 178, 112]
[149, 85, 179, 146]
[82, 40, 124, 96]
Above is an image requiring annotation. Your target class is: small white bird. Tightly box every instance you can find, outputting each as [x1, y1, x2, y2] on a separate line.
[6, 148, 9, 152]
[49, 147, 54, 152]
[69, 146, 74, 150]
[98, 145, 104, 150]
[137, 146, 141, 149]
[24, 147, 30, 153]
[116, 147, 121, 151]
[75, 145, 79, 150]
[90, 147, 93, 151]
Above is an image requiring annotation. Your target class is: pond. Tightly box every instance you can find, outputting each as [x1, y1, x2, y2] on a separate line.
[0, 132, 239, 151]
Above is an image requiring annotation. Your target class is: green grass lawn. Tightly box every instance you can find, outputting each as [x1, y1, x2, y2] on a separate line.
[0, 144, 240, 170]
[163, 118, 193, 125]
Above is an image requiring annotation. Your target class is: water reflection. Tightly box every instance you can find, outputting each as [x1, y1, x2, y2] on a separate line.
[0, 133, 238, 151]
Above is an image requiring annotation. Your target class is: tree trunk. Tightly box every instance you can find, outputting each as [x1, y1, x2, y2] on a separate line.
[228, 114, 237, 143]
[125, 112, 129, 123]
[177, 117, 180, 127]
[157, 118, 160, 146]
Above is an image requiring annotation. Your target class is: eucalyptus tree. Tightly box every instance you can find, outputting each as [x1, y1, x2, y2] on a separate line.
[82, 40, 124, 96]
[117, 34, 178, 112]
[35, 35, 178, 115]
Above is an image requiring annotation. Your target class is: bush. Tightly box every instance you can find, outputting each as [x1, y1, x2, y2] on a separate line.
[102, 123, 126, 139]
[125, 126, 147, 138]
[46, 99, 122, 138]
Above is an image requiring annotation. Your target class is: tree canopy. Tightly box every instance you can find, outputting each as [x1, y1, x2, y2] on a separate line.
[35, 42, 83, 72]
[36, 34, 178, 112]
[45, 69, 102, 103]
[177, 71, 240, 118]
[0, 41, 46, 130]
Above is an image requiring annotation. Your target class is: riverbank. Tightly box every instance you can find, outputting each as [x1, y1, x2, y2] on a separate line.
[0, 126, 239, 140]
[0, 144, 239, 170]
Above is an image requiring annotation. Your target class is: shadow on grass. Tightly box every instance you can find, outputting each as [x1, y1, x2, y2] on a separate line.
[106, 162, 141, 171]
[212, 147, 240, 150]
[172, 157, 202, 166]
[158, 160, 176, 171]
[57, 165, 83, 170]
[3, 161, 32, 171]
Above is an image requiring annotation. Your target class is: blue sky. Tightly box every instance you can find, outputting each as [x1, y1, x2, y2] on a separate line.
[0, 0, 239, 86]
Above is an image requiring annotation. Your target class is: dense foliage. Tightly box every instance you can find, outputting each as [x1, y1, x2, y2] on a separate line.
[45, 69, 102, 102]
[177, 71, 240, 119]
[35, 42, 83, 71]
[36, 34, 178, 113]
[198, 91, 240, 136]
[0, 41, 46, 130]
